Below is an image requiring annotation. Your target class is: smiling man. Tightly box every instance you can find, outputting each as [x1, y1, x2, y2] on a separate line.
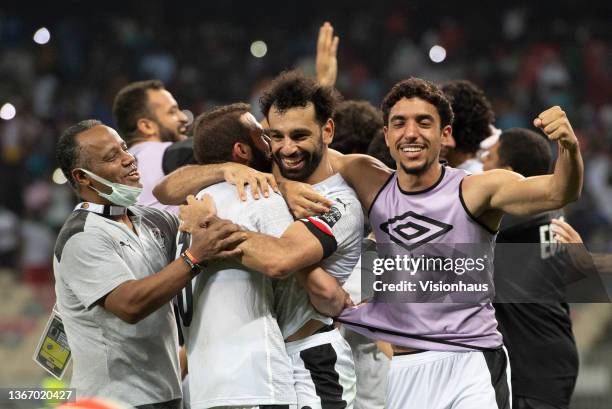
[154, 72, 364, 409]
[52, 120, 245, 408]
[327, 77, 583, 409]
[113, 80, 193, 212]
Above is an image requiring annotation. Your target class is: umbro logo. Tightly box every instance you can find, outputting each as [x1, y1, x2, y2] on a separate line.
[380, 211, 453, 250]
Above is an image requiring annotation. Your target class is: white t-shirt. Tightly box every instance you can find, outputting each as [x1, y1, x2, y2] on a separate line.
[184, 183, 296, 409]
[274, 173, 364, 338]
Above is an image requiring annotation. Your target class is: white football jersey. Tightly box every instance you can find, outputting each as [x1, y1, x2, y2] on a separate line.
[184, 183, 296, 409]
[274, 173, 364, 338]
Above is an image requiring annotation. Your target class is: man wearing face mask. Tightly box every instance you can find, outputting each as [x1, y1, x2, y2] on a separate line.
[53, 120, 246, 408]
[113, 80, 195, 212]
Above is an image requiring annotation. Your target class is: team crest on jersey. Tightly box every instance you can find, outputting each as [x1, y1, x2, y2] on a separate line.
[380, 211, 453, 250]
[318, 201, 344, 229]
[150, 227, 167, 249]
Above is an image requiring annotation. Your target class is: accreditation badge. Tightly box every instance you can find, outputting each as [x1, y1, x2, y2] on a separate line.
[32, 305, 72, 379]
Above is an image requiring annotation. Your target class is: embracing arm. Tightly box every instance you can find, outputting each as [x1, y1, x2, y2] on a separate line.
[330, 150, 393, 211]
[297, 266, 350, 317]
[153, 162, 278, 205]
[237, 221, 327, 279]
[104, 218, 245, 324]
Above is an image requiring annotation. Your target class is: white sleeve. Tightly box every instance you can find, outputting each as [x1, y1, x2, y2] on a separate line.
[246, 192, 295, 237]
[298, 196, 364, 259]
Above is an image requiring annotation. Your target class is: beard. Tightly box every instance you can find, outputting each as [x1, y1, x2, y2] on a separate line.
[273, 134, 324, 182]
[399, 153, 435, 176]
[157, 121, 183, 143]
[400, 162, 429, 175]
[249, 144, 273, 173]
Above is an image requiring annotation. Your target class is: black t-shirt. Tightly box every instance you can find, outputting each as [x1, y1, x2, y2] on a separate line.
[162, 138, 196, 174]
[493, 211, 578, 407]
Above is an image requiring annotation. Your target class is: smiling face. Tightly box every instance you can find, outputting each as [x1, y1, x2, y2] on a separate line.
[73, 125, 141, 198]
[384, 97, 452, 176]
[147, 88, 188, 142]
[267, 102, 332, 182]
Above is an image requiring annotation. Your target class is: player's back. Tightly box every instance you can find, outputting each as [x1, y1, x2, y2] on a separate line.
[184, 182, 296, 409]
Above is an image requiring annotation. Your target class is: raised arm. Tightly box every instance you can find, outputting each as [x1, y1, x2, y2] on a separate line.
[316, 22, 339, 87]
[463, 106, 583, 219]
[153, 162, 278, 205]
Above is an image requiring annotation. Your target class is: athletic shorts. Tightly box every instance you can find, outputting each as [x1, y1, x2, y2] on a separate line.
[387, 347, 512, 409]
[285, 327, 356, 409]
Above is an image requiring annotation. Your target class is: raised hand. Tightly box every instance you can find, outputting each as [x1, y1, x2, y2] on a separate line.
[316, 21, 339, 87]
[533, 106, 578, 152]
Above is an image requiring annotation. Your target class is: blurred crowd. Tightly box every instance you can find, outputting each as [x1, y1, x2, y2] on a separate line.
[0, 1, 611, 286]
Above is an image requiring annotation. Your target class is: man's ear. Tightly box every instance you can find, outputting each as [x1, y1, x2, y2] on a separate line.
[441, 125, 455, 148]
[383, 126, 389, 147]
[322, 118, 335, 146]
[72, 168, 90, 187]
[136, 118, 157, 138]
[231, 142, 251, 165]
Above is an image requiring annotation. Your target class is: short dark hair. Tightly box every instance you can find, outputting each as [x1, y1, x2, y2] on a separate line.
[367, 133, 396, 170]
[112, 80, 164, 145]
[192, 103, 251, 165]
[331, 100, 384, 154]
[381, 77, 453, 129]
[498, 128, 552, 177]
[56, 119, 102, 188]
[441, 80, 495, 154]
[260, 70, 340, 126]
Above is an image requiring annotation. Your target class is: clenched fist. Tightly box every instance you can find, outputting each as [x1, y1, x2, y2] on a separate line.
[533, 106, 578, 152]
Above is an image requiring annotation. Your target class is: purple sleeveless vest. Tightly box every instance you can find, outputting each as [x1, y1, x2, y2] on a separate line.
[339, 165, 503, 351]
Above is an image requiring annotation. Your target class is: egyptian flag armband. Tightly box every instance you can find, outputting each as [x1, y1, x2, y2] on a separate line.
[298, 217, 338, 259]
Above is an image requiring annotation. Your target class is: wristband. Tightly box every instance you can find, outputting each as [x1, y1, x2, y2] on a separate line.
[181, 250, 203, 275]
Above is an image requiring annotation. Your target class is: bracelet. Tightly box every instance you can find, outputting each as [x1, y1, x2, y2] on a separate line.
[181, 251, 202, 275]
[184, 249, 199, 265]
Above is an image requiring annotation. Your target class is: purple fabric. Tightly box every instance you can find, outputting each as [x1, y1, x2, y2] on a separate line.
[129, 141, 178, 214]
[339, 166, 503, 351]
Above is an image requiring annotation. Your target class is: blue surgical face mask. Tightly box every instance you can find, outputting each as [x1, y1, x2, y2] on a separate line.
[78, 168, 142, 207]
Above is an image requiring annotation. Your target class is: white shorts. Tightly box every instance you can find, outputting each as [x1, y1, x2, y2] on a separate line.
[285, 327, 356, 409]
[387, 348, 512, 409]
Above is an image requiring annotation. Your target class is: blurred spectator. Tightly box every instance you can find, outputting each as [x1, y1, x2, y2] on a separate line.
[331, 100, 384, 154]
[441, 79, 496, 173]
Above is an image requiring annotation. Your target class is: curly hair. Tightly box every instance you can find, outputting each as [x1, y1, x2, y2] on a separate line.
[192, 103, 251, 164]
[381, 77, 453, 129]
[331, 100, 384, 154]
[259, 70, 340, 125]
[441, 80, 495, 154]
